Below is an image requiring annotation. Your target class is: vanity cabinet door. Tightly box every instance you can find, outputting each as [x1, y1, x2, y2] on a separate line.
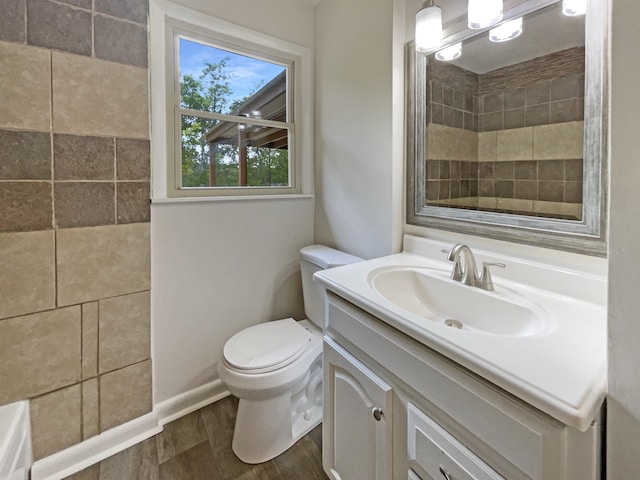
[323, 337, 393, 480]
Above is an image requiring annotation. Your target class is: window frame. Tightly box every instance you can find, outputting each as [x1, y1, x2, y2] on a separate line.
[151, 5, 311, 199]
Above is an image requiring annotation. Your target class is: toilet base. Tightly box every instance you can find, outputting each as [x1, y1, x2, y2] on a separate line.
[231, 359, 323, 464]
[232, 396, 322, 464]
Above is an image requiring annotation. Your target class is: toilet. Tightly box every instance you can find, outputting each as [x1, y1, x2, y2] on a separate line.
[218, 245, 362, 464]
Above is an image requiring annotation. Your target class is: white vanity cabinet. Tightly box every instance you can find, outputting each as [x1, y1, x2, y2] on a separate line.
[322, 292, 602, 480]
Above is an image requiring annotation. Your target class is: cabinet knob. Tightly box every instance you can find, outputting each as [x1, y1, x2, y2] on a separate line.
[372, 407, 383, 421]
[439, 466, 452, 480]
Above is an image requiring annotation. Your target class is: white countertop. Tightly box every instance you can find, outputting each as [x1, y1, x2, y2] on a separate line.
[314, 237, 607, 432]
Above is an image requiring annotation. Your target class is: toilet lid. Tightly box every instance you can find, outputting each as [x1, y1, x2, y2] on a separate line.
[223, 318, 312, 373]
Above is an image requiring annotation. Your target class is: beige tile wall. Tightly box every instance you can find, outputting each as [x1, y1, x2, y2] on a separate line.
[0, 0, 152, 461]
[99, 291, 151, 374]
[56, 223, 150, 306]
[100, 360, 153, 432]
[0, 307, 81, 404]
[0, 231, 55, 319]
[30, 384, 82, 459]
[533, 121, 584, 160]
[0, 42, 51, 131]
[497, 127, 534, 161]
[426, 123, 478, 161]
[52, 52, 149, 138]
[429, 122, 582, 163]
[82, 379, 100, 440]
[478, 122, 583, 162]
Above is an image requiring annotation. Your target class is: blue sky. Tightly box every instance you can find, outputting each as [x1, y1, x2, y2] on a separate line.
[180, 38, 286, 111]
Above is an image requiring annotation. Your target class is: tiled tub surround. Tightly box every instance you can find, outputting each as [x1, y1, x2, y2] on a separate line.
[426, 122, 584, 219]
[0, 0, 152, 463]
[0, 226, 152, 460]
[425, 48, 585, 218]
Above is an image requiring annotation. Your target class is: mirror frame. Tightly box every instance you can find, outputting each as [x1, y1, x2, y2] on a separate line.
[406, 0, 608, 256]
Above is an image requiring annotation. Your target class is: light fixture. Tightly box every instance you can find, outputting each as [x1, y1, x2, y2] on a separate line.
[415, 0, 443, 53]
[489, 17, 523, 42]
[467, 0, 503, 29]
[435, 42, 462, 61]
[562, 0, 587, 16]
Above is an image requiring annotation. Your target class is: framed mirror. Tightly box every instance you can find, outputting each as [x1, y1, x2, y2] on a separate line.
[406, 0, 608, 256]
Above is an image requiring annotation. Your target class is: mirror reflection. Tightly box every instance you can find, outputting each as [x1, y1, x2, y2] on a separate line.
[424, 2, 585, 220]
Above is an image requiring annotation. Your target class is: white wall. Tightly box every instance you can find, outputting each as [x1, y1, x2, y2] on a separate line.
[607, 0, 640, 476]
[152, 198, 314, 403]
[169, 0, 314, 48]
[314, 0, 404, 259]
[150, 0, 316, 404]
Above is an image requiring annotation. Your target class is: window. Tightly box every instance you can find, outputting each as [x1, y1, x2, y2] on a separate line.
[162, 16, 307, 198]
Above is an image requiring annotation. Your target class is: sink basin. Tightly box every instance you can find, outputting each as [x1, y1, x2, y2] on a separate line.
[368, 267, 550, 337]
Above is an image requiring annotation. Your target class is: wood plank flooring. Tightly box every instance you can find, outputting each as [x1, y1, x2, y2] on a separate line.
[63, 395, 329, 480]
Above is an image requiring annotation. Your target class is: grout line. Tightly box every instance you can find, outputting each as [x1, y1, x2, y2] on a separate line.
[54, 230, 59, 308]
[23, 0, 28, 44]
[80, 304, 85, 439]
[0, 179, 147, 183]
[49, 49, 56, 231]
[0, 179, 55, 183]
[80, 303, 85, 380]
[32, 179, 150, 183]
[94, 10, 149, 28]
[50, 47, 60, 313]
[96, 298, 101, 436]
[114, 137, 118, 224]
[44, 0, 147, 27]
[91, 0, 95, 59]
[0, 289, 149, 323]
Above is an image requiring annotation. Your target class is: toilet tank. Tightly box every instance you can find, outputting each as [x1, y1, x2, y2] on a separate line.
[300, 245, 363, 328]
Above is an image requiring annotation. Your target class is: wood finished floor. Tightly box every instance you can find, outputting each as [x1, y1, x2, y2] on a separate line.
[63, 395, 329, 480]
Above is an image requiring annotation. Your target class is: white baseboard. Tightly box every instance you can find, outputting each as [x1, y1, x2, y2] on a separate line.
[30, 381, 230, 480]
[155, 379, 229, 426]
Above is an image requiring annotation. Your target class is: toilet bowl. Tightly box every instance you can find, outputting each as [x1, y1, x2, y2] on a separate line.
[218, 245, 362, 464]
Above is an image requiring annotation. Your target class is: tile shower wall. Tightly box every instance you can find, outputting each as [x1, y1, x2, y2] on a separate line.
[426, 47, 584, 218]
[427, 60, 478, 132]
[0, 0, 151, 461]
[477, 47, 585, 131]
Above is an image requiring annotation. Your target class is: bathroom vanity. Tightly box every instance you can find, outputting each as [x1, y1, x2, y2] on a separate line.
[315, 235, 606, 480]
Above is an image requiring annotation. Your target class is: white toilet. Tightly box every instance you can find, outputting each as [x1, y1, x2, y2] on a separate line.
[218, 245, 362, 464]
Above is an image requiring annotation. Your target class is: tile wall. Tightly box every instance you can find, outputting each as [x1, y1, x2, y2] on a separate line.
[477, 47, 585, 131]
[427, 60, 478, 132]
[425, 47, 585, 219]
[0, 0, 151, 460]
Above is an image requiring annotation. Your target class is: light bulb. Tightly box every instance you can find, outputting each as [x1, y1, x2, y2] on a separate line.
[416, 3, 443, 53]
[489, 17, 523, 42]
[468, 0, 503, 29]
[562, 0, 587, 16]
[435, 42, 462, 62]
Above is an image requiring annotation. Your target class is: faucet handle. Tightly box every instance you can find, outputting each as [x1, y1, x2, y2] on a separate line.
[441, 248, 463, 281]
[480, 262, 505, 291]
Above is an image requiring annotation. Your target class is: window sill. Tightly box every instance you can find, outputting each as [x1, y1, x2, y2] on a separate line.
[151, 194, 314, 205]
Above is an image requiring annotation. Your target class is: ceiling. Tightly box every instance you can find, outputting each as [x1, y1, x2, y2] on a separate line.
[441, 1, 586, 74]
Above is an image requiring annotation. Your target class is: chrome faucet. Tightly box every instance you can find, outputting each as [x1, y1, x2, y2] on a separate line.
[442, 244, 505, 291]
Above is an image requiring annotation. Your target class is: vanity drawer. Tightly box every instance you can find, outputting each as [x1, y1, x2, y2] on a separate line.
[408, 403, 503, 480]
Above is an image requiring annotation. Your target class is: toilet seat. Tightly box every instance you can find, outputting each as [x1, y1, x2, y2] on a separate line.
[223, 318, 312, 374]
